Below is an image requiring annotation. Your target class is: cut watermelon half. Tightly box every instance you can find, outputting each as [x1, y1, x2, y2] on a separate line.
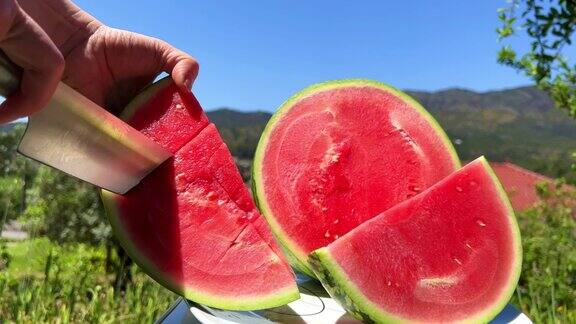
[310, 157, 522, 323]
[252, 79, 461, 276]
[101, 78, 299, 310]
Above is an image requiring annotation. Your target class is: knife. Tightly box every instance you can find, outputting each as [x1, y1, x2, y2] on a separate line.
[0, 51, 172, 194]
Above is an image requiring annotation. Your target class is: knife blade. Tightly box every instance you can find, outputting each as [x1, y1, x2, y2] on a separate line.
[0, 51, 172, 194]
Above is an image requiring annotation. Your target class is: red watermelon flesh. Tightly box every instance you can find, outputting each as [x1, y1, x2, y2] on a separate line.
[101, 78, 298, 310]
[252, 80, 460, 275]
[123, 81, 209, 153]
[309, 157, 522, 323]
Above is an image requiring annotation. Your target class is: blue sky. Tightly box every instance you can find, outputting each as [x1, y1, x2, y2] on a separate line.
[71, 1, 554, 111]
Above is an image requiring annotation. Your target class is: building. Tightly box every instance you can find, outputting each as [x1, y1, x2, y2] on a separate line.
[490, 162, 555, 211]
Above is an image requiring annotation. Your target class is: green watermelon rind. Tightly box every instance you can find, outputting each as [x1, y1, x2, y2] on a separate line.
[252, 79, 462, 277]
[100, 78, 300, 310]
[101, 191, 299, 310]
[250, 177, 316, 278]
[308, 156, 522, 323]
[120, 77, 173, 121]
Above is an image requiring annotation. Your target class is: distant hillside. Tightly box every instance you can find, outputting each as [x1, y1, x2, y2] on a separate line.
[207, 109, 269, 159]
[207, 108, 271, 129]
[406, 86, 555, 113]
[406, 86, 576, 178]
[209, 86, 576, 180]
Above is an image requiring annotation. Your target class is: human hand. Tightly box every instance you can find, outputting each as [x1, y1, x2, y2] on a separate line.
[1, 0, 198, 123]
[0, 0, 65, 123]
[56, 25, 199, 115]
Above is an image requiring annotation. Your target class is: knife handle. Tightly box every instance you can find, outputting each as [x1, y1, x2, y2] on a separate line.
[0, 51, 22, 98]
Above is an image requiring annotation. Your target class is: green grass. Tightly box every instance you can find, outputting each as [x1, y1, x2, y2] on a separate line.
[0, 238, 176, 323]
[5, 237, 53, 275]
[510, 184, 576, 324]
[1, 183, 574, 323]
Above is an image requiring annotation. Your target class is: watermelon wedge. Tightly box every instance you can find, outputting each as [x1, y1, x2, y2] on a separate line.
[310, 157, 522, 323]
[252, 79, 461, 276]
[101, 78, 299, 310]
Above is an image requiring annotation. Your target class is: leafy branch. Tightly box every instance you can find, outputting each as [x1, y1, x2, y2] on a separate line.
[497, 0, 576, 117]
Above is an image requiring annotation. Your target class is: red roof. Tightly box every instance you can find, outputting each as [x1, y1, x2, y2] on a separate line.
[489, 162, 554, 211]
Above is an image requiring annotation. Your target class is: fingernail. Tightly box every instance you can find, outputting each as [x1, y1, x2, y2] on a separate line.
[183, 77, 193, 93]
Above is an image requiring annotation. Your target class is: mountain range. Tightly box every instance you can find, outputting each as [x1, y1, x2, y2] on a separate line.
[1, 85, 573, 180]
[207, 85, 576, 180]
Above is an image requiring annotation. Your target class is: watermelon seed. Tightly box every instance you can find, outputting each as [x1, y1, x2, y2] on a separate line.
[387, 280, 392, 286]
[311, 197, 322, 207]
[269, 254, 280, 263]
[333, 219, 339, 224]
[321, 207, 328, 212]
[469, 180, 478, 186]
[217, 200, 226, 206]
[456, 186, 463, 192]
[175, 104, 183, 109]
[465, 242, 473, 250]
[206, 191, 217, 200]
[476, 219, 487, 227]
[324, 231, 331, 238]
[333, 235, 339, 240]
[408, 185, 421, 193]
[175, 173, 186, 182]
[453, 257, 462, 265]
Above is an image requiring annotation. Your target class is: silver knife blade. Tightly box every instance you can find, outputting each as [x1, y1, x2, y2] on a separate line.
[0, 52, 172, 194]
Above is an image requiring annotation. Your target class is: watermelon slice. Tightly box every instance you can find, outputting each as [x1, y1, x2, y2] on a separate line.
[101, 78, 299, 310]
[252, 79, 461, 276]
[309, 157, 522, 323]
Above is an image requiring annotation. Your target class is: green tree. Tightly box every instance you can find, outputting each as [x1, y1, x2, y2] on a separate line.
[497, 0, 576, 117]
[497, 6, 576, 322]
[23, 166, 109, 244]
[513, 182, 576, 322]
[0, 125, 37, 220]
[22, 166, 134, 291]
